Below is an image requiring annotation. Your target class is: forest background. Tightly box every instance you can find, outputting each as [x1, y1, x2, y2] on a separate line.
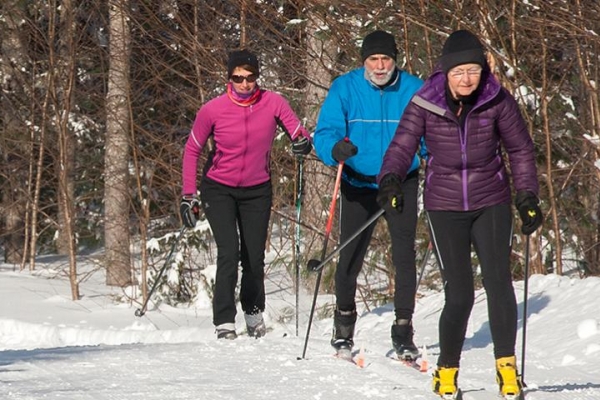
[1, 0, 599, 308]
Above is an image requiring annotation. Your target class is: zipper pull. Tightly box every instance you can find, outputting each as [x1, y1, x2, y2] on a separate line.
[456, 100, 463, 117]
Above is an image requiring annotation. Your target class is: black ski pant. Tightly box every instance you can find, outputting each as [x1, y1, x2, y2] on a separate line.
[427, 203, 516, 367]
[335, 170, 418, 320]
[200, 177, 272, 327]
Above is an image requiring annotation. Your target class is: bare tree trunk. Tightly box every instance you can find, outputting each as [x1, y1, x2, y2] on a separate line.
[240, 0, 247, 47]
[28, 75, 49, 271]
[303, 9, 336, 217]
[302, 3, 342, 290]
[52, 0, 80, 298]
[192, 1, 207, 106]
[573, 0, 600, 276]
[0, 1, 29, 266]
[538, 24, 561, 275]
[105, 0, 133, 287]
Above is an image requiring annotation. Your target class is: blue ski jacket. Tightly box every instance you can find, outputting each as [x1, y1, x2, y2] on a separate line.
[314, 67, 423, 189]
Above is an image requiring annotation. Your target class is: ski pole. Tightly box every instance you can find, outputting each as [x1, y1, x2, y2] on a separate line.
[520, 235, 530, 386]
[306, 208, 385, 273]
[295, 156, 305, 337]
[299, 161, 344, 360]
[135, 225, 186, 317]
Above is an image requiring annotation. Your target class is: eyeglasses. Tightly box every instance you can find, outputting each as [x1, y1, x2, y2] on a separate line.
[448, 67, 483, 79]
[231, 74, 258, 83]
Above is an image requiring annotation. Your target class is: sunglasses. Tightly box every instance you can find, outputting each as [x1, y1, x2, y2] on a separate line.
[231, 74, 258, 83]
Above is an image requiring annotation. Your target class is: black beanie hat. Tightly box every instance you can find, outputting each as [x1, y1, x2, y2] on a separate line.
[227, 49, 259, 78]
[360, 30, 398, 62]
[440, 30, 486, 73]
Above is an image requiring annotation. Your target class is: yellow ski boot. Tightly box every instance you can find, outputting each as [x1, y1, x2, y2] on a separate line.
[433, 366, 461, 399]
[496, 356, 523, 399]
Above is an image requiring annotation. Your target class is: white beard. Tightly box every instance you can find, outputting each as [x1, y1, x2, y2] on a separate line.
[367, 68, 394, 86]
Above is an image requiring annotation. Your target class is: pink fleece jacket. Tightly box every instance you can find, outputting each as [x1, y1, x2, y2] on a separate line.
[181, 90, 310, 194]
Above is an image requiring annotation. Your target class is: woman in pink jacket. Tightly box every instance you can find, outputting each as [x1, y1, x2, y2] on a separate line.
[180, 49, 311, 340]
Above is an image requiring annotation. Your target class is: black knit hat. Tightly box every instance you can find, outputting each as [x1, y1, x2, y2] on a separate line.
[360, 30, 398, 62]
[227, 49, 259, 78]
[440, 30, 486, 73]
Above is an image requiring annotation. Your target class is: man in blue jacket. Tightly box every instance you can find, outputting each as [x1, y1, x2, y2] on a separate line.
[313, 30, 424, 360]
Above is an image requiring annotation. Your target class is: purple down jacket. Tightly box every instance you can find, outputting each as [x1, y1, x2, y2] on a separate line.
[379, 68, 539, 211]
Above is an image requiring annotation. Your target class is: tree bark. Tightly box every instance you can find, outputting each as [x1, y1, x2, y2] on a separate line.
[53, 0, 80, 298]
[302, 2, 341, 291]
[0, 1, 29, 265]
[105, 0, 133, 287]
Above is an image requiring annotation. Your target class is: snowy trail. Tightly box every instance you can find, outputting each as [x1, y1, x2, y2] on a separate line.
[1, 326, 599, 400]
[0, 263, 599, 399]
[0, 338, 431, 400]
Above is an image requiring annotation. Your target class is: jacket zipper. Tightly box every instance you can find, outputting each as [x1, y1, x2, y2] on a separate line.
[239, 106, 250, 186]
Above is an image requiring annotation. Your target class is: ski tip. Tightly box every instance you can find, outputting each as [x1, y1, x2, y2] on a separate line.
[355, 346, 365, 368]
[419, 358, 429, 372]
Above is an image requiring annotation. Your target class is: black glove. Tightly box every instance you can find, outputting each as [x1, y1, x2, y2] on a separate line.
[332, 139, 358, 162]
[515, 191, 543, 235]
[377, 174, 404, 213]
[180, 196, 200, 228]
[291, 137, 312, 156]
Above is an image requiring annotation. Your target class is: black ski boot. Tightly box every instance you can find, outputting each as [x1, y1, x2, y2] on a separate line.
[391, 319, 419, 360]
[331, 309, 357, 359]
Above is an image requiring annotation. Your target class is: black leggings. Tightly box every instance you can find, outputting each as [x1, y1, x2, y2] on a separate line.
[427, 203, 516, 367]
[335, 170, 419, 320]
[200, 178, 272, 326]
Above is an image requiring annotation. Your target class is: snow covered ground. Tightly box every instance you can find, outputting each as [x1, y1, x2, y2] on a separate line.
[1, 250, 599, 399]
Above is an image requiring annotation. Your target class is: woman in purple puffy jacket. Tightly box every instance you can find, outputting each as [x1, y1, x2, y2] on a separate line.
[376, 30, 543, 399]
